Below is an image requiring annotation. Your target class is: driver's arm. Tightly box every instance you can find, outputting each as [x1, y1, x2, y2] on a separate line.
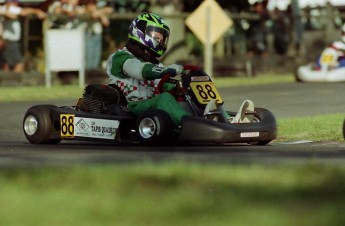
[108, 51, 183, 80]
[123, 58, 166, 80]
[123, 58, 183, 80]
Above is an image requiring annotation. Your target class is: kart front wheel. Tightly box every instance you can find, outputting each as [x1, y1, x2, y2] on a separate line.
[251, 108, 277, 145]
[136, 109, 175, 145]
[23, 105, 61, 144]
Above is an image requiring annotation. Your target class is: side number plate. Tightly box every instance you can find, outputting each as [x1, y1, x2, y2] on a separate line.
[60, 114, 75, 138]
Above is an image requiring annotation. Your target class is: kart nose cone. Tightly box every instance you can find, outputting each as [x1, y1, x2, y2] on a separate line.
[24, 115, 38, 136]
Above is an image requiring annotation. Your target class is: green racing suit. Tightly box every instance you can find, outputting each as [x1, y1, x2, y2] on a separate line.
[106, 47, 189, 125]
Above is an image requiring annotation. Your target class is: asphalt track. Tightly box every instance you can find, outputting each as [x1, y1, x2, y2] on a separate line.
[1, 82, 345, 167]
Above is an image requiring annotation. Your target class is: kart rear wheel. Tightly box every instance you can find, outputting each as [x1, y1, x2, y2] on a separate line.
[23, 105, 61, 144]
[136, 109, 175, 145]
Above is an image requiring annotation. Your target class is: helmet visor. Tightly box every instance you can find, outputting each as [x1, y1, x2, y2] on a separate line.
[146, 26, 170, 48]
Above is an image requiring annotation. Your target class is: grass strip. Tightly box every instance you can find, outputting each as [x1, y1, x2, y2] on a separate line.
[0, 74, 293, 102]
[214, 73, 294, 87]
[0, 85, 84, 102]
[276, 113, 344, 142]
[0, 162, 344, 226]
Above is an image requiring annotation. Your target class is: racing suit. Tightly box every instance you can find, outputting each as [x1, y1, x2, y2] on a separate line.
[106, 46, 189, 126]
[317, 41, 345, 69]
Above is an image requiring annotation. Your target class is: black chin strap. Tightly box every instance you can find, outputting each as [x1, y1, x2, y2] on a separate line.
[125, 41, 159, 64]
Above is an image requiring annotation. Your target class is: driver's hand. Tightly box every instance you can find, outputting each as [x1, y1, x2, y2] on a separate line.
[162, 64, 184, 77]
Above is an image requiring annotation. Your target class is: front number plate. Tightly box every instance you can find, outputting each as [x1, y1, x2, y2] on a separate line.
[190, 81, 223, 105]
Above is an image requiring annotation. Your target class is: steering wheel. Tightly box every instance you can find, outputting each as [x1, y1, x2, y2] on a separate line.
[156, 65, 200, 94]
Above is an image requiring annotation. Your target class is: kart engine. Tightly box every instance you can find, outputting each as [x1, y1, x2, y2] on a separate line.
[79, 84, 120, 114]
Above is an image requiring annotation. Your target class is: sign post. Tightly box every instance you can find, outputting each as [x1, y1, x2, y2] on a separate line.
[204, 5, 212, 77]
[185, 0, 233, 76]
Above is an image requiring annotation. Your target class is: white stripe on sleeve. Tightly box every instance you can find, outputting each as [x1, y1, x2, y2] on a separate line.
[123, 58, 146, 80]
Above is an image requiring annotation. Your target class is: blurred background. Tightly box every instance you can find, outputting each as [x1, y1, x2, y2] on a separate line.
[0, 0, 344, 84]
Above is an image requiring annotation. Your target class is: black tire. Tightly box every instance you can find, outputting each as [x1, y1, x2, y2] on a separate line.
[256, 140, 271, 145]
[294, 65, 303, 83]
[23, 105, 61, 144]
[252, 108, 277, 145]
[136, 109, 175, 145]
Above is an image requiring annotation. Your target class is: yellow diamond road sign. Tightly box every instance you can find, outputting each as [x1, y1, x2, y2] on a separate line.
[185, 0, 233, 45]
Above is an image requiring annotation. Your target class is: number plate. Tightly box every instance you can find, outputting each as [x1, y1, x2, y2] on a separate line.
[320, 54, 335, 65]
[320, 48, 337, 66]
[60, 114, 75, 138]
[190, 81, 223, 105]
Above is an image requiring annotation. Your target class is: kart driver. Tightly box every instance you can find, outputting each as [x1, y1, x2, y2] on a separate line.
[317, 24, 345, 70]
[106, 13, 189, 126]
[106, 12, 254, 125]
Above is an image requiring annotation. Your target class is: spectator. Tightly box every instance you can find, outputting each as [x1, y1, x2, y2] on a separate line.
[271, 7, 292, 55]
[80, 0, 113, 70]
[246, 0, 270, 56]
[48, 0, 83, 29]
[2, 0, 46, 72]
[0, 3, 18, 69]
[151, 0, 183, 14]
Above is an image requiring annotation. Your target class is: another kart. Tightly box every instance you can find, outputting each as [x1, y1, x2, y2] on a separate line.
[296, 47, 345, 82]
[23, 67, 277, 145]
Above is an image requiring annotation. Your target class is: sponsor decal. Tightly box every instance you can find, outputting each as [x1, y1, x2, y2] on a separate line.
[240, 132, 259, 138]
[191, 76, 210, 82]
[74, 117, 120, 140]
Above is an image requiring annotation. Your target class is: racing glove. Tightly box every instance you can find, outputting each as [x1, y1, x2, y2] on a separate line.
[163, 64, 184, 77]
[142, 63, 184, 80]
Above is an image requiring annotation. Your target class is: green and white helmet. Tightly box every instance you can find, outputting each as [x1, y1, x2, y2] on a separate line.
[128, 13, 170, 58]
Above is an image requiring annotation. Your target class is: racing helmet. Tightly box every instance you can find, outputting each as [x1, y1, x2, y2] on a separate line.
[128, 13, 170, 58]
[342, 24, 345, 43]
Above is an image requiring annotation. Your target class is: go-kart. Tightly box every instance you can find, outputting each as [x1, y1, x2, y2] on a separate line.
[23, 67, 277, 145]
[296, 47, 345, 82]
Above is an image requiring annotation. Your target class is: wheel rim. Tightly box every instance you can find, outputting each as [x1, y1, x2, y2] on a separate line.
[138, 118, 156, 139]
[24, 115, 38, 136]
[252, 116, 260, 123]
